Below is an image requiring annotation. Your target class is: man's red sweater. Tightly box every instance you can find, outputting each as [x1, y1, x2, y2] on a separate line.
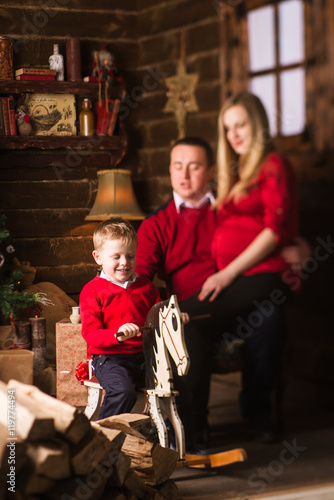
[136, 199, 219, 302]
[80, 275, 160, 356]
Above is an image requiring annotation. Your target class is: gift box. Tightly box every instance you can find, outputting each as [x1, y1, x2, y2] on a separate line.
[0, 325, 15, 350]
[0, 350, 34, 384]
[56, 319, 87, 406]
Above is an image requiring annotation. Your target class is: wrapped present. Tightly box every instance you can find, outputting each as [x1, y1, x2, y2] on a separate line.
[0, 325, 15, 350]
[56, 319, 87, 406]
[0, 350, 34, 384]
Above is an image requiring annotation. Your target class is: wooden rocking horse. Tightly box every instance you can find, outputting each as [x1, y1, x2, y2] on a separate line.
[143, 294, 190, 460]
[80, 294, 247, 466]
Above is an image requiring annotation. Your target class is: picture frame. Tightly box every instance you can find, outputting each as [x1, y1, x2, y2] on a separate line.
[24, 93, 76, 136]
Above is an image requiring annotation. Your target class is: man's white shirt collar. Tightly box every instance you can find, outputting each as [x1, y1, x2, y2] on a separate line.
[100, 269, 139, 289]
[173, 190, 215, 213]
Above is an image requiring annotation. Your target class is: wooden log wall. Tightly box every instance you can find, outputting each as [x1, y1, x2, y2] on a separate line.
[130, 0, 222, 211]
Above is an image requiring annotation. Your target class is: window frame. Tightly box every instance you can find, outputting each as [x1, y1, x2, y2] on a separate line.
[247, 1, 308, 145]
[218, 0, 314, 151]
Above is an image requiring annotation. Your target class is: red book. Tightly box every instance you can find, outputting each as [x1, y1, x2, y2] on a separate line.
[107, 99, 121, 136]
[7, 97, 17, 136]
[15, 74, 55, 81]
[1, 97, 10, 136]
[95, 99, 119, 136]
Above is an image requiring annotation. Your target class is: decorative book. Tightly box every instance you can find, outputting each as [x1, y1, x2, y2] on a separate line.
[24, 94, 76, 136]
[15, 67, 57, 76]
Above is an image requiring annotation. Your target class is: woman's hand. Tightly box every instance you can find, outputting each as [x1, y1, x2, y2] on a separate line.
[116, 323, 141, 342]
[198, 268, 237, 302]
[281, 236, 312, 272]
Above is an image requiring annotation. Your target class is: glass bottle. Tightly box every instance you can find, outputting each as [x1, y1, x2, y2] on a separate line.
[79, 98, 94, 136]
[49, 44, 64, 81]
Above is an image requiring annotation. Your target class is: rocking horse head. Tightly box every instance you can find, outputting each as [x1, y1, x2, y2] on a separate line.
[143, 295, 190, 392]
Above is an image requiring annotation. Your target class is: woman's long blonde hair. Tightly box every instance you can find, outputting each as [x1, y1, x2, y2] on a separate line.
[215, 92, 274, 207]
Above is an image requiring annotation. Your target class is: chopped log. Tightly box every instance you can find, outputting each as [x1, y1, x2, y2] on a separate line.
[0, 381, 55, 441]
[123, 469, 157, 499]
[155, 479, 182, 500]
[26, 438, 70, 479]
[1, 382, 180, 499]
[71, 427, 116, 476]
[123, 469, 151, 499]
[96, 415, 178, 486]
[7, 379, 90, 444]
[101, 492, 127, 500]
[43, 472, 108, 500]
[0, 422, 28, 471]
[107, 451, 131, 488]
[98, 413, 153, 440]
[100, 490, 127, 500]
[122, 494, 136, 500]
[91, 422, 126, 451]
[97, 415, 150, 440]
[18, 471, 56, 495]
[141, 444, 178, 487]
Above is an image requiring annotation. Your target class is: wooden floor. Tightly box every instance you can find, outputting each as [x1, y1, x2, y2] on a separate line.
[173, 373, 334, 499]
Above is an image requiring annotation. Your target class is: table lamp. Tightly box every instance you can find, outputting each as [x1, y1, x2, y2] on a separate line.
[85, 169, 145, 221]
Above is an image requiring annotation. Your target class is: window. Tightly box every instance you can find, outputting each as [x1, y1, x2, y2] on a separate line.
[247, 0, 305, 137]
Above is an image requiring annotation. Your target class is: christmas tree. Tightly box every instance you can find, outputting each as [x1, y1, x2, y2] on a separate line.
[0, 214, 50, 324]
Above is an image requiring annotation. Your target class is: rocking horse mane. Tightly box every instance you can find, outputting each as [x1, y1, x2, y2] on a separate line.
[143, 299, 169, 389]
[145, 299, 169, 331]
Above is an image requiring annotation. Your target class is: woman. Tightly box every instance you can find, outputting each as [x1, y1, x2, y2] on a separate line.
[180, 92, 299, 442]
[200, 91, 299, 302]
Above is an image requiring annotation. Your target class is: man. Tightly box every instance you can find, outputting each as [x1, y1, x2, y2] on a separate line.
[136, 137, 309, 451]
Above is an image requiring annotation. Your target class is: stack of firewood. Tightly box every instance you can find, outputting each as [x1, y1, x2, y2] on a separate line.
[0, 379, 182, 499]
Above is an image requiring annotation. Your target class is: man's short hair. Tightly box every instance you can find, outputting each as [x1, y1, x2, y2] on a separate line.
[171, 136, 214, 166]
[93, 217, 137, 250]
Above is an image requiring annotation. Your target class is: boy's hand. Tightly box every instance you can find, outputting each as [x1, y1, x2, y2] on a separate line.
[116, 323, 141, 343]
[181, 312, 190, 325]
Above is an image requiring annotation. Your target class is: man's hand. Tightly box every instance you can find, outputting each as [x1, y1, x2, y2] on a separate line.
[281, 236, 312, 272]
[117, 323, 141, 343]
[198, 268, 236, 302]
[181, 312, 190, 324]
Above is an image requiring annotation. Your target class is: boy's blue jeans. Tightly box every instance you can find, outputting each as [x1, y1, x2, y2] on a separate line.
[92, 352, 145, 419]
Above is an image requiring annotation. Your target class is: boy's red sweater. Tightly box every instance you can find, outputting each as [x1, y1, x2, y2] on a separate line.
[80, 275, 160, 356]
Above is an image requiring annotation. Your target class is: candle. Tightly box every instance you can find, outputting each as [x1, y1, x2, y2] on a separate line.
[66, 38, 81, 82]
[29, 317, 48, 371]
[14, 321, 31, 348]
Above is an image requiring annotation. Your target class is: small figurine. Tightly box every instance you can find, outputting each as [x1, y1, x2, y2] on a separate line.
[91, 44, 122, 85]
[49, 43, 64, 81]
[15, 105, 32, 136]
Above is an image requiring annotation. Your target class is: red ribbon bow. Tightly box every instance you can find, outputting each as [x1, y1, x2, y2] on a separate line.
[75, 362, 89, 384]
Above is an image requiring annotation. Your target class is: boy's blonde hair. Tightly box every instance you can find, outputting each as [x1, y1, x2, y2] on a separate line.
[93, 217, 138, 250]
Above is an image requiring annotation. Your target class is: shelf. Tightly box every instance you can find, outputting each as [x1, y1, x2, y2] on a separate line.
[0, 134, 126, 150]
[0, 80, 128, 160]
[0, 80, 124, 97]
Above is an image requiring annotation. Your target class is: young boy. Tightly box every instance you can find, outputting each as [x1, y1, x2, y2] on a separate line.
[80, 217, 162, 419]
